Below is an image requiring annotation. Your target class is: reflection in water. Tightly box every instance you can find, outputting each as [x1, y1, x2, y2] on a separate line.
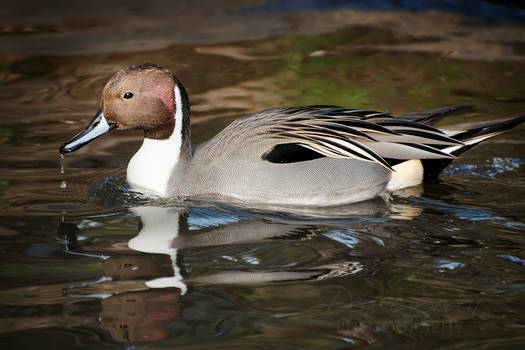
[68, 200, 407, 294]
[128, 206, 187, 294]
[100, 289, 181, 343]
[0, 185, 523, 346]
[0, 199, 419, 343]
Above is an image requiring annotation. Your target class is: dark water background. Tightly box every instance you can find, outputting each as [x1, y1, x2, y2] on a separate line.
[1, 1, 524, 349]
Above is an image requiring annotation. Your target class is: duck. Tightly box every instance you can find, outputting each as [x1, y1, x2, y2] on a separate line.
[59, 63, 525, 206]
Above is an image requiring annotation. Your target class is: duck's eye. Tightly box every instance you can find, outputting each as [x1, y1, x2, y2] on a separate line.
[123, 92, 134, 99]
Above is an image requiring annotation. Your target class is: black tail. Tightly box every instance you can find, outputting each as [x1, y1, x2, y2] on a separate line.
[421, 115, 525, 179]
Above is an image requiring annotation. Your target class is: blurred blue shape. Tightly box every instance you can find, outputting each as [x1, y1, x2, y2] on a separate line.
[245, 0, 525, 23]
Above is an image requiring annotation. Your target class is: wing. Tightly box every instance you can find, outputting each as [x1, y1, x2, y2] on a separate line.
[257, 106, 463, 171]
[198, 105, 465, 171]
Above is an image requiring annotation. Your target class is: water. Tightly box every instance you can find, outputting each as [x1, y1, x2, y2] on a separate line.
[1, 2, 525, 349]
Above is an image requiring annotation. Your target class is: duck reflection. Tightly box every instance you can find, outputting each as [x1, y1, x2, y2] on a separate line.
[100, 289, 181, 343]
[57, 204, 351, 343]
[63, 203, 343, 337]
[123, 193, 423, 289]
[118, 203, 373, 294]
[0, 195, 423, 344]
[127, 206, 187, 294]
[82, 195, 423, 341]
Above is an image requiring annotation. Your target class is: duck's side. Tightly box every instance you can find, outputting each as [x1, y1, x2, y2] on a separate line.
[184, 152, 390, 205]
[179, 110, 392, 205]
[173, 106, 440, 204]
[178, 106, 525, 206]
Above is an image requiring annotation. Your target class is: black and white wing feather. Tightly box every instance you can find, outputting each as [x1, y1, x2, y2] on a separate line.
[262, 106, 463, 170]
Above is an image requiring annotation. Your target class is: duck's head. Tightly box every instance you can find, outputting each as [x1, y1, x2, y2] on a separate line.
[59, 63, 189, 154]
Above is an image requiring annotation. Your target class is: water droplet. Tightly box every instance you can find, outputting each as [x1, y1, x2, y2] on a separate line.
[59, 154, 67, 189]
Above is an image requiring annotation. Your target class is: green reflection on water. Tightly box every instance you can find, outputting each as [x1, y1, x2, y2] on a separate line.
[2, 261, 103, 285]
[0, 127, 13, 141]
[252, 28, 525, 119]
[0, 178, 10, 207]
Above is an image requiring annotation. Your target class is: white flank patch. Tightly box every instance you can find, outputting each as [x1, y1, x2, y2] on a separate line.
[127, 85, 184, 196]
[386, 159, 424, 191]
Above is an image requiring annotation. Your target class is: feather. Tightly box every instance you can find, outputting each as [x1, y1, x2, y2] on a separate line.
[364, 142, 455, 160]
[398, 105, 473, 125]
[259, 106, 472, 170]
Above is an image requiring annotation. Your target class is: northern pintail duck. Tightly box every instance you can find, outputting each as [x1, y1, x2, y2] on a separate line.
[59, 63, 525, 206]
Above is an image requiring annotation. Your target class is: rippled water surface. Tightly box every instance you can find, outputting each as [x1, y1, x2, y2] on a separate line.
[1, 1, 525, 349]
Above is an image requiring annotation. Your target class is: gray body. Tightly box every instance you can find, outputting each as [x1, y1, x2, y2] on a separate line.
[170, 110, 390, 205]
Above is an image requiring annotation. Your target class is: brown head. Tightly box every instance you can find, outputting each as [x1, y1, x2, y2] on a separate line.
[103, 63, 179, 139]
[60, 63, 190, 154]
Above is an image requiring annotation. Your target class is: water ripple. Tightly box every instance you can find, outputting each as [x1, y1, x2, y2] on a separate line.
[414, 197, 505, 221]
[443, 157, 523, 179]
[497, 254, 525, 266]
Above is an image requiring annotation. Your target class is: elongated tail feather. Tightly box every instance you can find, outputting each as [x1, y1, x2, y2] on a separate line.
[422, 115, 525, 179]
[398, 105, 473, 126]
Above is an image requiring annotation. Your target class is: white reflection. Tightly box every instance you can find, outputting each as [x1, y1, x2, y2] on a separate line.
[128, 206, 188, 294]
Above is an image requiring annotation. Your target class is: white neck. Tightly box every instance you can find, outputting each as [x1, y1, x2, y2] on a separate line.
[127, 85, 184, 196]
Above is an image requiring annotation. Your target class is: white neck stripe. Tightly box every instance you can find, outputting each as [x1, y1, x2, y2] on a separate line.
[126, 84, 184, 196]
[173, 84, 183, 140]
